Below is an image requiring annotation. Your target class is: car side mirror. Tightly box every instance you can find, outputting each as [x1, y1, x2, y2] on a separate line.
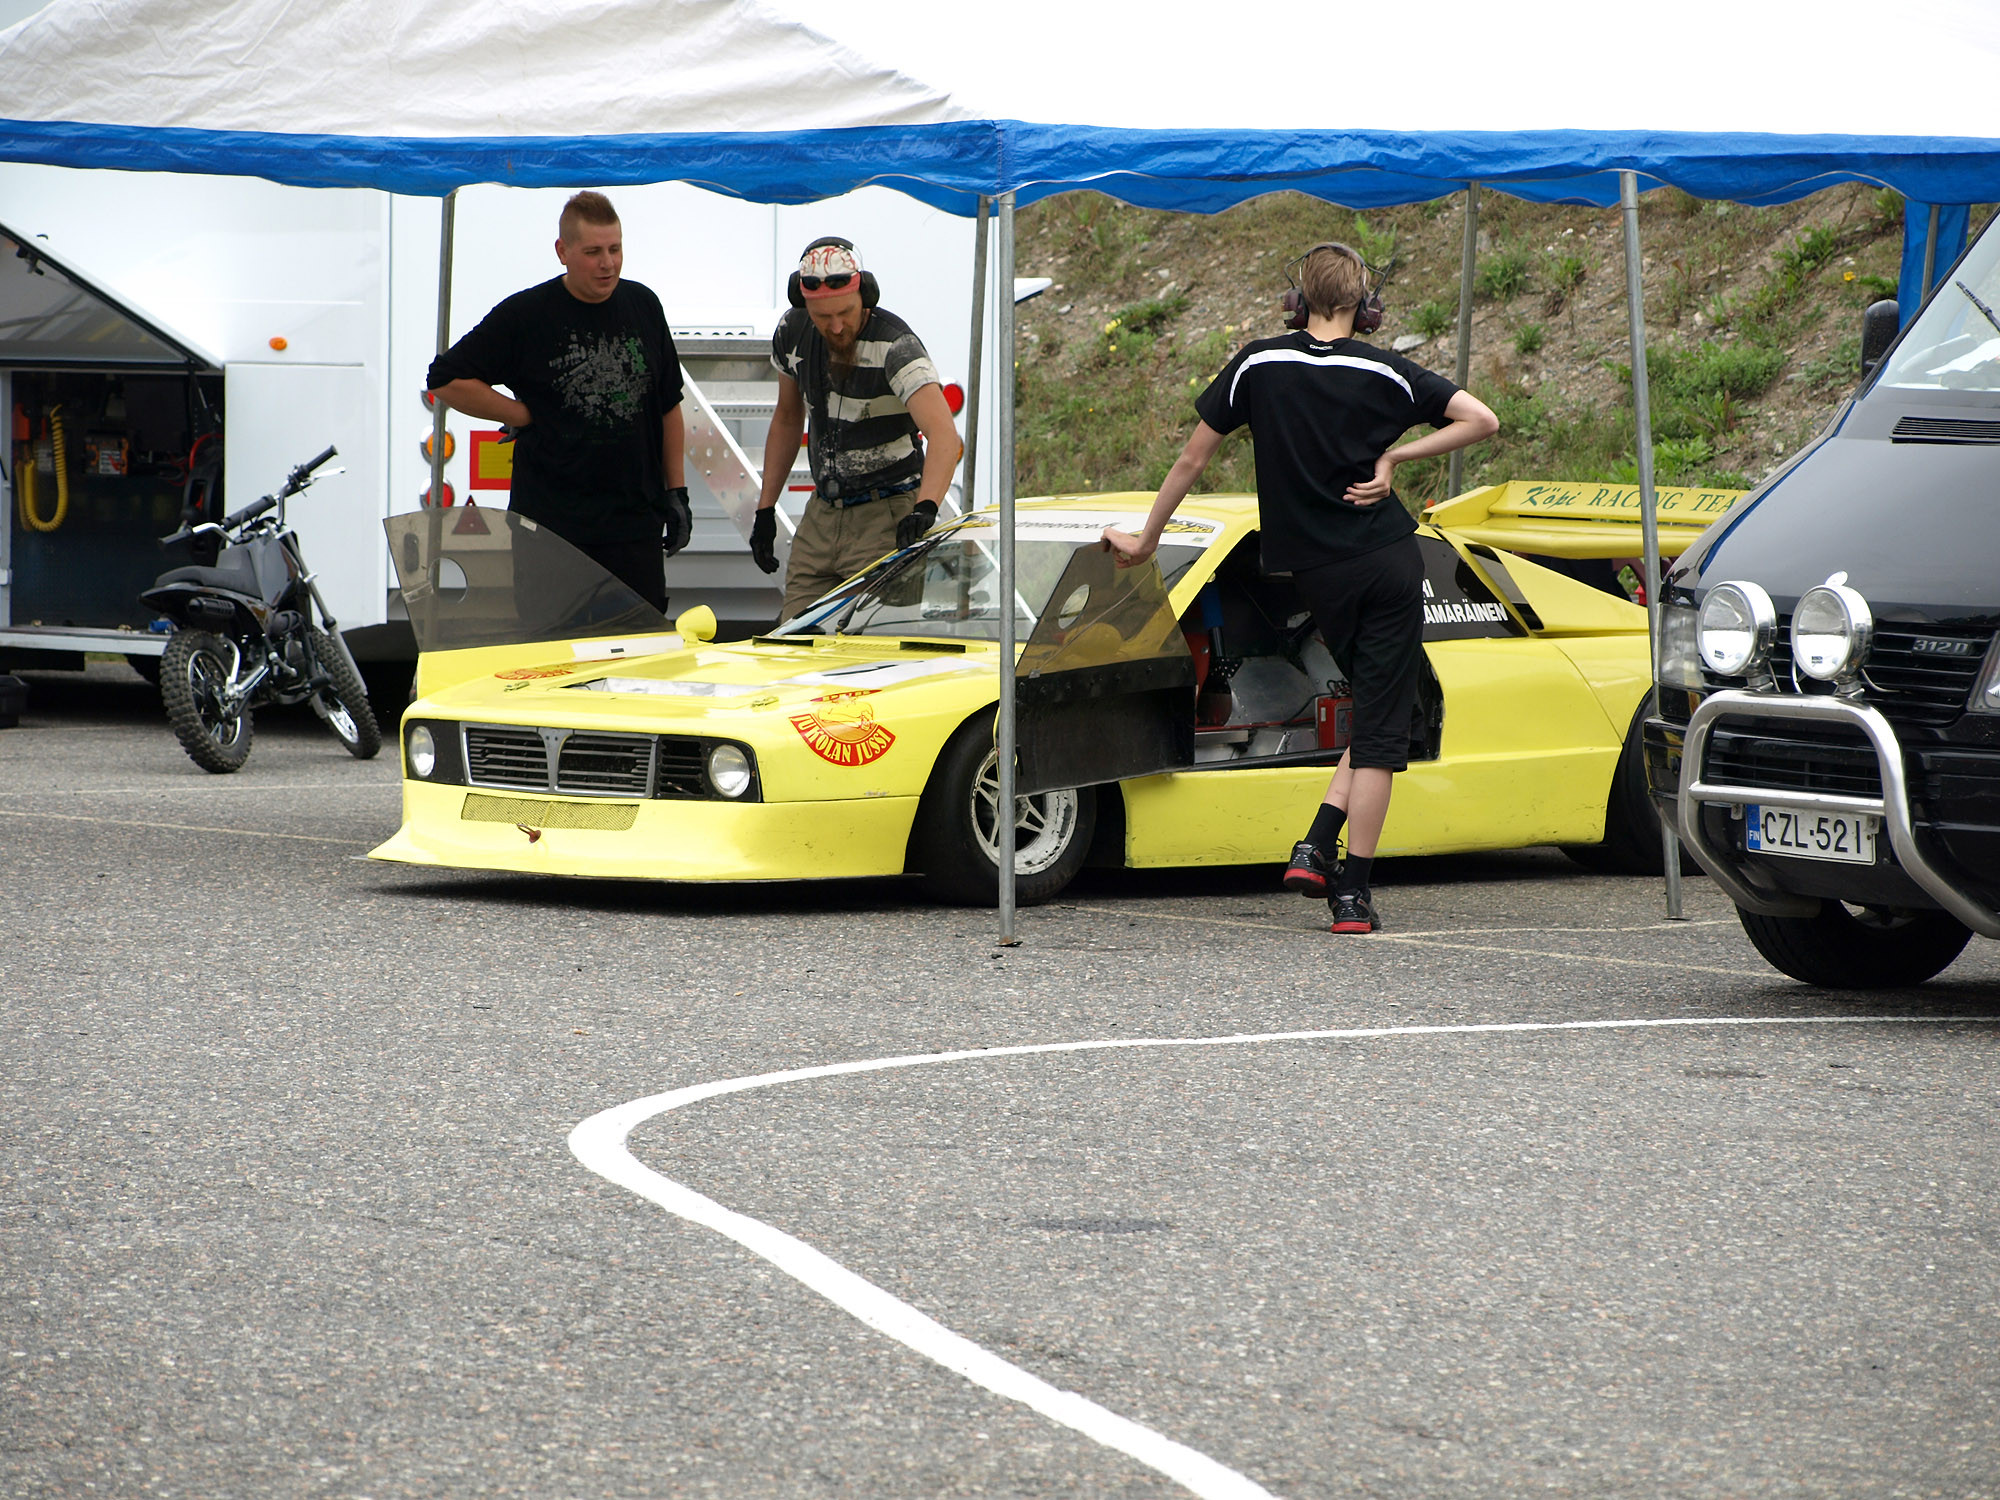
[675, 604, 717, 644]
[1860, 299, 1901, 376]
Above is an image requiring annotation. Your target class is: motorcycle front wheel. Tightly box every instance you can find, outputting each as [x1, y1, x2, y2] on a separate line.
[160, 629, 253, 773]
[307, 627, 382, 760]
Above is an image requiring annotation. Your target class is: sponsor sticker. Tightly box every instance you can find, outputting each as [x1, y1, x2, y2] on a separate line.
[789, 690, 896, 766]
[495, 663, 586, 680]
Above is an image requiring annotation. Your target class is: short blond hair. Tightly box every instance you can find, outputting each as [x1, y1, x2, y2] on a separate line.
[559, 190, 619, 244]
[1300, 244, 1367, 319]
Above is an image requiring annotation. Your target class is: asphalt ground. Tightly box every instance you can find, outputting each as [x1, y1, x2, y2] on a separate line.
[4, 662, 1999, 1500]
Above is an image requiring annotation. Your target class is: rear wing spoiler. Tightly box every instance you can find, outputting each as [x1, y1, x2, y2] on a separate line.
[1424, 480, 1747, 560]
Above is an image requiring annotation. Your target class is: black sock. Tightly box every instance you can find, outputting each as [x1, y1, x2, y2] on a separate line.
[1337, 854, 1373, 893]
[1307, 803, 1347, 850]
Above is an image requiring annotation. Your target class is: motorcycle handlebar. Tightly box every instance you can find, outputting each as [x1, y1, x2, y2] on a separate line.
[222, 495, 278, 530]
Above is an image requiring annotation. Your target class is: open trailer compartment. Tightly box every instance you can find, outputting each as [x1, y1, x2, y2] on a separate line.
[2, 220, 223, 671]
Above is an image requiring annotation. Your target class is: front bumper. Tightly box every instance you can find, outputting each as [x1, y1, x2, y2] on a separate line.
[1654, 690, 2000, 937]
[370, 780, 922, 881]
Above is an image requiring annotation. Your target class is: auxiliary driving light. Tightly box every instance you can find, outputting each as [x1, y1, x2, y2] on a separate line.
[707, 743, 753, 798]
[1792, 577, 1873, 683]
[1697, 581, 1777, 677]
[408, 724, 437, 778]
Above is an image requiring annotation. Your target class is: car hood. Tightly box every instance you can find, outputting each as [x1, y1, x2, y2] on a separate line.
[417, 636, 997, 732]
[1678, 419, 2000, 622]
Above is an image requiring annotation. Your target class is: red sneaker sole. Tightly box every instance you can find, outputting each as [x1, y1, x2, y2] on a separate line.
[1328, 919, 1379, 934]
[1282, 868, 1327, 895]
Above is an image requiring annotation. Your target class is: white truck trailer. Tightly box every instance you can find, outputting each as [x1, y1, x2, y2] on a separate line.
[0, 164, 999, 705]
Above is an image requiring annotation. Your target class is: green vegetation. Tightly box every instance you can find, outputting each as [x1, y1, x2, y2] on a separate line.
[1411, 300, 1454, 339]
[1476, 247, 1533, 301]
[1013, 184, 1976, 505]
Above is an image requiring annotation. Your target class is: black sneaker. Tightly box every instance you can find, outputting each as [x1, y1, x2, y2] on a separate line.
[1282, 840, 1331, 896]
[1328, 887, 1381, 934]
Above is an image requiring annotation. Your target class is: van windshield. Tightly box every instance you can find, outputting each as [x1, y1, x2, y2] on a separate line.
[1879, 216, 2000, 394]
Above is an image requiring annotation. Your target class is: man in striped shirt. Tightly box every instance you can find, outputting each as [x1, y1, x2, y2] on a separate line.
[751, 238, 963, 620]
[1103, 243, 1497, 933]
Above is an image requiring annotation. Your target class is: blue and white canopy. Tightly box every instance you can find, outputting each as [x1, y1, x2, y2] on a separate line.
[2, 0, 1997, 211]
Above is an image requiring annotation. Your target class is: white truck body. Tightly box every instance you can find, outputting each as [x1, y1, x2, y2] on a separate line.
[0, 163, 998, 671]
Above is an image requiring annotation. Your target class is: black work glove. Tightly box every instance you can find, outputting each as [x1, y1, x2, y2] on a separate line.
[661, 486, 693, 556]
[896, 499, 938, 549]
[749, 506, 780, 574]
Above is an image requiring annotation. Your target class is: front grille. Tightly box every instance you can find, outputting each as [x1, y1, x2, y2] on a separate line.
[556, 732, 653, 796]
[1707, 618, 1992, 728]
[1893, 415, 2000, 444]
[655, 737, 708, 798]
[1703, 724, 1884, 799]
[457, 725, 748, 800]
[465, 726, 550, 790]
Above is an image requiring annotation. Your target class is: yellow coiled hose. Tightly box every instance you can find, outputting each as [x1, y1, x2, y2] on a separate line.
[17, 405, 69, 533]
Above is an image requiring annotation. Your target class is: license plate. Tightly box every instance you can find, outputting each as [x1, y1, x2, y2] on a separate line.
[1745, 805, 1878, 864]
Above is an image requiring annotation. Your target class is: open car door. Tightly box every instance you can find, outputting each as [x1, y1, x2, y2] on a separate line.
[1014, 543, 1196, 796]
[384, 508, 671, 694]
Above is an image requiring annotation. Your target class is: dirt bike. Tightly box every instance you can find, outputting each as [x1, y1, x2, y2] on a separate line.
[142, 446, 381, 773]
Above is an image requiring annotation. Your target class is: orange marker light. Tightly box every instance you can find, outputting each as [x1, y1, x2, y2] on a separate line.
[268, 336, 289, 351]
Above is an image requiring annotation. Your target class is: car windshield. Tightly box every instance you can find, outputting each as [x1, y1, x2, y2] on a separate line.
[770, 516, 1206, 641]
[1878, 216, 2000, 394]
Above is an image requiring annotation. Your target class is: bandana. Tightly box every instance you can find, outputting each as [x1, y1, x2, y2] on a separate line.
[798, 242, 864, 299]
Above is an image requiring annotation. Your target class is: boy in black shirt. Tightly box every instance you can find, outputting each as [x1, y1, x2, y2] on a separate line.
[428, 191, 689, 612]
[1103, 244, 1498, 933]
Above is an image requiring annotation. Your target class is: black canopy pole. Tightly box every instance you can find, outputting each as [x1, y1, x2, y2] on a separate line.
[995, 191, 1020, 945]
[1620, 170, 1684, 919]
[962, 196, 991, 514]
[1448, 182, 1479, 498]
[426, 188, 457, 508]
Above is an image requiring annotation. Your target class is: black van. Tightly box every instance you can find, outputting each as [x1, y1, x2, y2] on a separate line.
[1645, 211, 2000, 988]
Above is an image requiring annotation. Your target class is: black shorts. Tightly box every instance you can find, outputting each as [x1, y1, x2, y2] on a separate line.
[1293, 536, 1424, 772]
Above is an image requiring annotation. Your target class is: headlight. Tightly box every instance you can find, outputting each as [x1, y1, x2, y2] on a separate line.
[706, 743, 753, 798]
[1697, 581, 1777, 677]
[1658, 601, 1703, 691]
[1973, 637, 2000, 714]
[407, 724, 437, 778]
[1792, 579, 1873, 682]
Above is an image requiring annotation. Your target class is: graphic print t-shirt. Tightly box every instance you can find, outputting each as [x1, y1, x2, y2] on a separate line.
[1195, 333, 1459, 570]
[770, 305, 939, 497]
[429, 277, 683, 546]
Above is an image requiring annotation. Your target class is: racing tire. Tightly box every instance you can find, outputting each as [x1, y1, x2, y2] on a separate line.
[159, 629, 253, 774]
[1738, 902, 1973, 989]
[911, 719, 1095, 907]
[1563, 693, 1699, 876]
[307, 627, 382, 760]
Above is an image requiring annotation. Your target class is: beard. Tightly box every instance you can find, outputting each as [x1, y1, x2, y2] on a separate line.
[825, 327, 859, 372]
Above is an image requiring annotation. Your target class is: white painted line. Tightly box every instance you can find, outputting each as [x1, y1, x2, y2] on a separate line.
[0, 782, 393, 796]
[569, 1013, 1958, 1499]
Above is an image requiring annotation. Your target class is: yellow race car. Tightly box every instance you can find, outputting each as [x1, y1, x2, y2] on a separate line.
[371, 482, 1740, 904]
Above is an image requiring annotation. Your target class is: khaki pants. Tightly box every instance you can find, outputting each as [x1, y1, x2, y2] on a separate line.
[781, 490, 919, 620]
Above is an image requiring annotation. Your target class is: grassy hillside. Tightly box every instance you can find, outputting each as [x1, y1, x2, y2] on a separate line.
[1012, 184, 1940, 510]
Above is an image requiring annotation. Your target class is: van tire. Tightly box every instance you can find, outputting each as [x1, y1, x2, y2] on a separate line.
[1738, 902, 1972, 989]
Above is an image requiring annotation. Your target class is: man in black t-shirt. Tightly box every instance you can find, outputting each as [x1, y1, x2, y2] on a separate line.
[1104, 244, 1498, 934]
[427, 190, 689, 613]
[748, 238, 963, 621]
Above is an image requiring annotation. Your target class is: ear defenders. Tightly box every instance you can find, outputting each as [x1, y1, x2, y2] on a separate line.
[1282, 242, 1385, 335]
[786, 235, 881, 311]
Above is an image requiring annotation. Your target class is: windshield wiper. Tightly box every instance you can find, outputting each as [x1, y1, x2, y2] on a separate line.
[1955, 279, 2000, 338]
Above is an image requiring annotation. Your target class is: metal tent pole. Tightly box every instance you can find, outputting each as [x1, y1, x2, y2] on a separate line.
[1923, 203, 1941, 299]
[1448, 182, 1479, 498]
[962, 196, 991, 513]
[427, 189, 458, 508]
[995, 191, 1020, 945]
[1620, 171, 1684, 920]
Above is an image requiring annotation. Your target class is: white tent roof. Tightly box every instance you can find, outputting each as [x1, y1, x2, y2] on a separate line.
[2, 0, 1998, 208]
